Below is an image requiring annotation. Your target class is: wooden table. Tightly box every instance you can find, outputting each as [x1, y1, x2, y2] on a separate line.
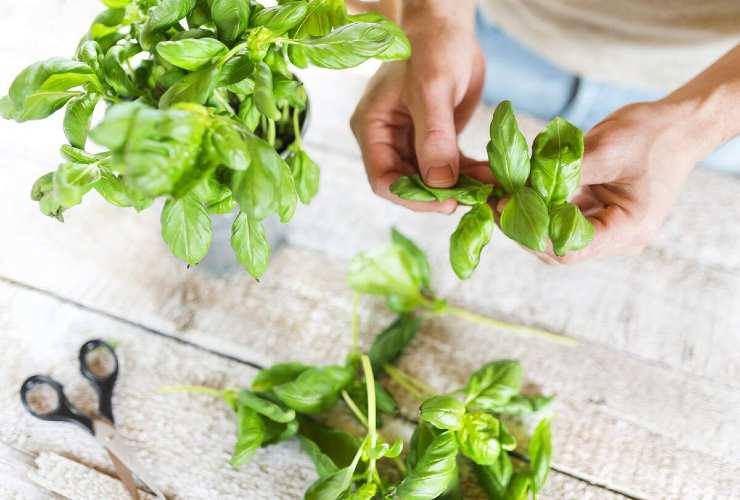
[1, 2, 739, 499]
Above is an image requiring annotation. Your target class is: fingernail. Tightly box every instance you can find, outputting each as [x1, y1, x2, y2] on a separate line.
[425, 165, 454, 186]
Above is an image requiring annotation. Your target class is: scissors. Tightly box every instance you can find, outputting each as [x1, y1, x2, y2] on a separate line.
[19, 339, 166, 500]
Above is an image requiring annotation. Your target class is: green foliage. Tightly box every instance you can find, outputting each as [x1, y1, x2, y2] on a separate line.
[3, 0, 411, 279]
[392, 100, 595, 278]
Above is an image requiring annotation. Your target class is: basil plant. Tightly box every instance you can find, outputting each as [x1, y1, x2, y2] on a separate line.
[1, 0, 410, 278]
[391, 101, 595, 280]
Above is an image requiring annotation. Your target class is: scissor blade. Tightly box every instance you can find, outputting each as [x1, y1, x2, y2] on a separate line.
[93, 420, 166, 499]
[106, 449, 141, 500]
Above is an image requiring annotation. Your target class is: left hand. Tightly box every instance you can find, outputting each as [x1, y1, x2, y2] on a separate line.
[520, 101, 706, 264]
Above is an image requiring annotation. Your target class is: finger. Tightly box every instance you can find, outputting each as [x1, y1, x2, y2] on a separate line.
[459, 153, 495, 184]
[406, 79, 460, 188]
[579, 125, 624, 186]
[453, 48, 486, 131]
[371, 165, 458, 214]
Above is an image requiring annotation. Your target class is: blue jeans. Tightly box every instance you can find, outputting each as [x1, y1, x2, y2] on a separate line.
[475, 12, 739, 172]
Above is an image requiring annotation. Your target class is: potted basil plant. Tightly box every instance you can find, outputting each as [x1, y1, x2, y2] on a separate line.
[1, 0, 410, 278]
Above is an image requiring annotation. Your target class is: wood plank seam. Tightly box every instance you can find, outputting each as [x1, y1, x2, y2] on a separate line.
[0, 274, 635, 499]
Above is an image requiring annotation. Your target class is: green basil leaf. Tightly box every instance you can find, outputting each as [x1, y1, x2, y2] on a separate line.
[368, 313, 421, 373]
[102, 43, 141, 97]
[298, 436, 340, 478]
[482, 394, 555, 416]
[296, 22, 394, 69]
[348, 12, 411, 60]
[487, 100, 529, 194]
[420, 395, 465, 431]
[529, 418, 552, 492]
[474, 451, 513, 500]
[465, 360, 522, 407]
[156, 38, 228, 71]
[230, 406, 264, 467]
[548, 202, 594, 256]
[63, 92, 100, 149]
[32, 172, 65, 221]
[218, 54, 253, 87]
[396, 431, 459, 500]
[287, 149, 320, 204]
[95, 167, 150, 209]
[262, 417, 298, 445]
[391, 174, 492, 206]
[365, 438, 403, 460]
[238, 390, 295, 423]
[252, 1, 307, 34]
[273, 77, 306, 108]
[457, 412, 503, 465]
[348, 483, 378, 500]
[304, 464, 355, 500]
[505, 473, 532, 500]
[391, 228, 432, 291]
[187, 0, 212, 28]
[347, 244, 425, 313]
[212, 119, 251, 170]
[75, 41, 103, 77]
[252, 362, 311, 392]
[210, 0, 250, 44]
[237, 95, 260, 131]
[59, 144, 100, 164]
[230, 211, 270, 279]
[141, 0, 198, 50]
[0, 95, 16, 120]
[500, 187, 550, 252]
[192, 175, 233, 212]
[52, 161, 101, 208]
[102, 0, 132, 8]
[253, 61, 281, 121]
[227, 77, 255, 96]
[160, 193, 212, 265]
[273, 365, 354, 414]
[160, 64, 220, 108]
[449, 203, 494, 280]
[530, 117, 584, 205]
[298, 416, 361, 470]
[89, 8, 126, 41]
[345, 378, 397, 422]
[407, 420, 438, 471]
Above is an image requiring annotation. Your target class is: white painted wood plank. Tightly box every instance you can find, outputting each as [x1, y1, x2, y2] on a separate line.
[0, 280, 622, 500]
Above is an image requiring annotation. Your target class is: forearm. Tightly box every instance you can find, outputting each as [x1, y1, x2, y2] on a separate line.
[660, 43, 740, 157]
[401, 0, 477, 32]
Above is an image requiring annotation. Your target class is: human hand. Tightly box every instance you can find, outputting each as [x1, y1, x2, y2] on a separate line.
[350, 7, 486, 214]
[519, 101, 705, 264]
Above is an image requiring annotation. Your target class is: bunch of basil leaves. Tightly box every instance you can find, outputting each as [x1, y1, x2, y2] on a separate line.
[1, 0, 411, 278]
[390, 100, 594, 280]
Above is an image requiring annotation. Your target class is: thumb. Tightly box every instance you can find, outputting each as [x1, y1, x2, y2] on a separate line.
[407, 81, 459, 188]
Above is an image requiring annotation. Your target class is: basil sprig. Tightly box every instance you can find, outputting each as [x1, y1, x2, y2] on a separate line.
[391, 100, 595, 280]
[2, 0, 412, 279]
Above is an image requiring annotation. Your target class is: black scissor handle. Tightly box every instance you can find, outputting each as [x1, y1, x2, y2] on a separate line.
[20, 375, 94, 433]
[79, 339, 118, 424]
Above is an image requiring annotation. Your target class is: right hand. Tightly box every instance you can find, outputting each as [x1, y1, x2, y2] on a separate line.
[350, 12, 486, 213]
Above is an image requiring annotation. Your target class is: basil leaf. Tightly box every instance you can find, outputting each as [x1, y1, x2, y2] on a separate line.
[252, 362, 311, 392]
[407, 420, 438, 471]
[253, 61, 281, 121]
[229, 406, 264, 467]
[212, 119, 251, 170]
[348, 12, 411, 60]
[262, 417, 298, 445]
[296, 22, 394, 69]
[160, 64, 220, 108]
[465, 360, 522, 408]
[32, 173, 65, 221]
[140, 0, 198, 50]
[346, 379, 397, 421]
[449, 203, 494, 280]
[95, 167, 150, 209]
[210, 0, 250, 44]
[102, 43, 141, 97]
[474, 451, 513, 500]
[63, 92, 100, 149]
[500, 187, 550, 252]
[160, 193, 212, 265]
[52, 161, 101, 208]
[391, 228, 432, 290]
[298, 416, 361, 470]
[59, 145, 101, 164]
[396, 431, 459, 500]
[237, 390, 295, 423]
[487, 100, 529, 194]
[287, 149, 320, 204]
[89, 8, 126, 40]
[230, 211, 270, 279]
[76, 41, 103, 78]
[304, 465, 355, 500]
[237, 95, 260, 131]
[349, 483, 378, 500]
[420, 395, 465, 431]
[390, 174, 493, 206]
[5, 58, 97, 122]
[273, 365, 354, 414]
[530, 117, 584, 205]
[156, 38, 228, 71]
[102, 0, 132, 8]
[252, 2, 307, 34]
[548, 202, 594, 256]
[218, 54, 254, 87]
[482, 394, 554, 416]
[529, 418, 552, 492]
[298, 436, 339, 478]
[457, 412, 503, 465]
[368, 313, 421, 372]
[187, 0, 212, 28]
